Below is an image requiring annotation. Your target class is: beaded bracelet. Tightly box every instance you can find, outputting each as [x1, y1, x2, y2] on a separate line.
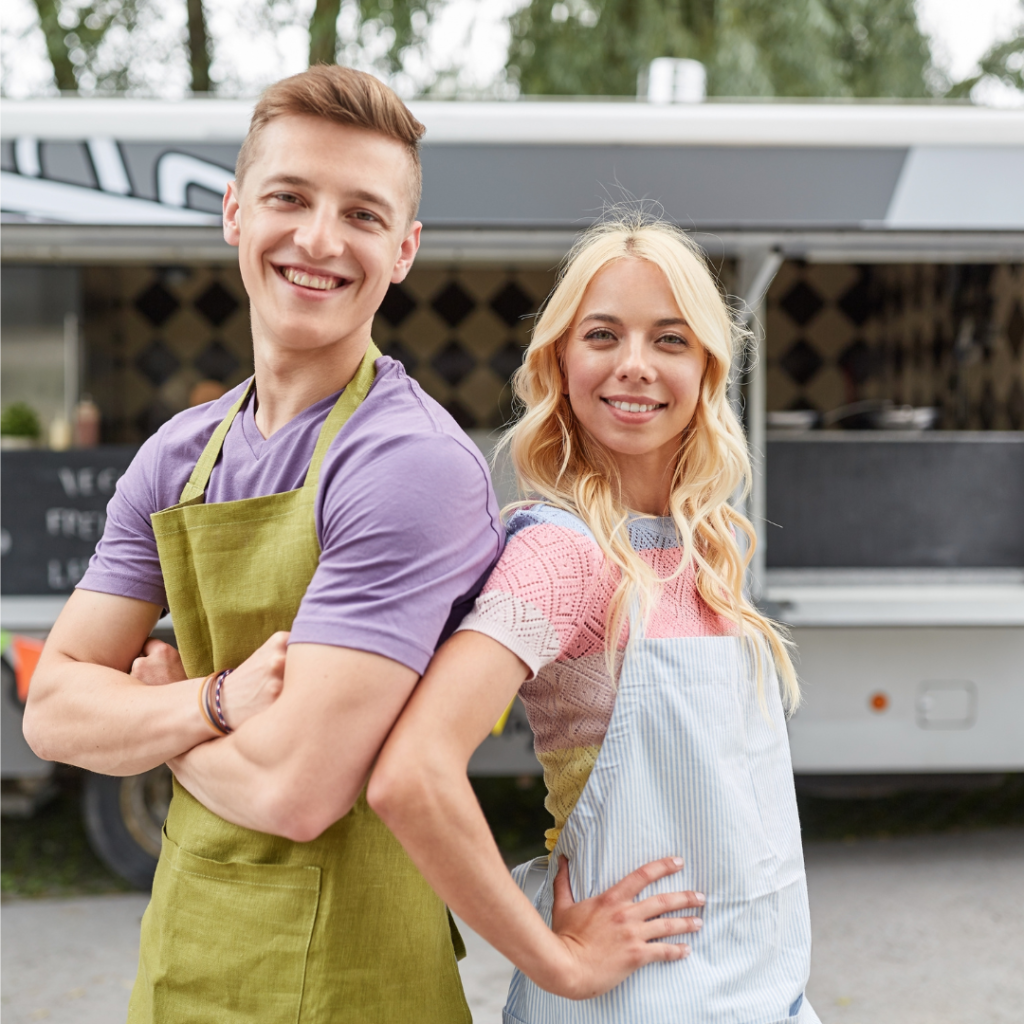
[197, 673, 228, 736]
[213, 669, 234, 734]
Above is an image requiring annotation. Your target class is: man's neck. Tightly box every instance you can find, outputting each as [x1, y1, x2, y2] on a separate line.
[250, 324, 373, 440]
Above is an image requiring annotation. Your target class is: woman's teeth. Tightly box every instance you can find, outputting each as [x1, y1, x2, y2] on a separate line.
[607, 399, 661, 413]
[281, 267, 342, 291]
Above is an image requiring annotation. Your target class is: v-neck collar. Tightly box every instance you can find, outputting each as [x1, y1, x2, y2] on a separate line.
[238, 382, 345, 462]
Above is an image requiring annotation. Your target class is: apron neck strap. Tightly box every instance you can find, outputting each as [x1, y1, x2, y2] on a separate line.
[176, 343, 381, 505]
[179, 380, 255, 504]
[303, 341, 380, 493]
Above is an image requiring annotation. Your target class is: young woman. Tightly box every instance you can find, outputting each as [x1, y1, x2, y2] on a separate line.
[368, 218, 819, 1024]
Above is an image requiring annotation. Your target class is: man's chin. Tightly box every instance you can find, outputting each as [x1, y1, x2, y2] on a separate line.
[258, 317, 372, 355]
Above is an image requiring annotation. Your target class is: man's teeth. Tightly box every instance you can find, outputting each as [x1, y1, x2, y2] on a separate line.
[282, 267, 342, 291]
[607, 399, 661, 413]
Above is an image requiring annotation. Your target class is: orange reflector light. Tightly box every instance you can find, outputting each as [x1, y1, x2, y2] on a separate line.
[13, 635, 45, 703]
[869, 691, 890, 713]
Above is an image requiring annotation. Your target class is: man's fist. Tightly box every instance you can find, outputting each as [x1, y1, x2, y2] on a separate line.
[131, 639, 187, 686]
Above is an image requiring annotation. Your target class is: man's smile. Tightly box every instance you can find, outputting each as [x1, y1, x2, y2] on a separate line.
[276, 264, 349, 292]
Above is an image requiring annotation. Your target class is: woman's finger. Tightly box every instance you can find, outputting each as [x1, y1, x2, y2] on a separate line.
[552, 856, 575, 909]
[639, 939, 691, 963]
[634, 888, 705, 921]
[640, 912, 703, 941]
[601, 856, 686, 903]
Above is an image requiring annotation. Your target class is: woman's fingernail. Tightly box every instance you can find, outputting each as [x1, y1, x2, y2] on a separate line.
[672, 857, 684, 867]
[680, 944, 691, 956]
[692, 918, 703, 929]
[695, 892, 706, 904]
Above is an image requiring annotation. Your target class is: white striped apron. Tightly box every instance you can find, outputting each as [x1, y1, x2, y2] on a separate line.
[505, 629, 819, 1024]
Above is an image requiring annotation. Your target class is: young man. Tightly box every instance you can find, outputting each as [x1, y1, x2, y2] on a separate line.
[24, 66, 502, 1023]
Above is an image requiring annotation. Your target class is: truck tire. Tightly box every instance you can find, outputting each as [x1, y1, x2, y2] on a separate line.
[82, 766, 171, 890]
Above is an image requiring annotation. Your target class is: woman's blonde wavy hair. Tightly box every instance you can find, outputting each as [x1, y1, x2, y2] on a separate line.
[500, 215, 799, 712]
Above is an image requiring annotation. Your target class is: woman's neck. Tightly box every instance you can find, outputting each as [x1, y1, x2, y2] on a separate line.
[614, 448, 676, 517]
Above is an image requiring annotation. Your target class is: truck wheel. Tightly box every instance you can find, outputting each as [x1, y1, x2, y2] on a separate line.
[82, 766, 172, 889]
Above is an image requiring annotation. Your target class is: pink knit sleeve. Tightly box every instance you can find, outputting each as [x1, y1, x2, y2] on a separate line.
[456, 518, 607, 679]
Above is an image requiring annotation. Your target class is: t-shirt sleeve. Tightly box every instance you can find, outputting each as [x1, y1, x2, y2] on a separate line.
[290, 434, 503, 675]
[456, 514, 607, 679]
[76, 431, 169, 607]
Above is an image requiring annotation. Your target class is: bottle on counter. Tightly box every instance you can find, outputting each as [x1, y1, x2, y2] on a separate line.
[73, 395, 101, 448]
[48, 417, 72, 451]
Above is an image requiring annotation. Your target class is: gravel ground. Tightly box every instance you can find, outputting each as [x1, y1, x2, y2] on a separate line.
[3, 828, 1022, 1024]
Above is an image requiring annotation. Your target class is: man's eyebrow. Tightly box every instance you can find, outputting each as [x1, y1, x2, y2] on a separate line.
[262, 174, 315, 190]
[348, 188, 396, 216]
[260, 177, 397, 216]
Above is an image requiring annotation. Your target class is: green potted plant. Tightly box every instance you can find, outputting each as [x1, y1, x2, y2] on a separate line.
[1, 402, 43, 449]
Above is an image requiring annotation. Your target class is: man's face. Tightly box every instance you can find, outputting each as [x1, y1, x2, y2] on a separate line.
[223, 115, 421, 357]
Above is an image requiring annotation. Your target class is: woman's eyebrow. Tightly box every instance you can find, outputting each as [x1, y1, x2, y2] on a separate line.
[579, 314, 689, 327]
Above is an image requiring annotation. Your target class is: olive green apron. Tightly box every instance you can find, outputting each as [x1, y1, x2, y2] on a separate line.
[129, 343, 470, 1024]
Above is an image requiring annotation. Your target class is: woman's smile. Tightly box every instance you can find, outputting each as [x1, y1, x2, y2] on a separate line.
[601, 395, 668, 419]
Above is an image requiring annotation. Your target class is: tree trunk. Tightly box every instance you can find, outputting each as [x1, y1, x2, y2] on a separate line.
[308, 0, 342, 66]
[186, 0, 212, 92]
[32, 0, 79, 91]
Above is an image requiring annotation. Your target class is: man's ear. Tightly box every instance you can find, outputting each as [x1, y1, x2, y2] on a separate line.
[390, 220, 422, 284]
[223, 181, 241, 247]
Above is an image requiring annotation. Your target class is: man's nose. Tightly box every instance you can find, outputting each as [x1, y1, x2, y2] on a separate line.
[293, 206, 342, 260]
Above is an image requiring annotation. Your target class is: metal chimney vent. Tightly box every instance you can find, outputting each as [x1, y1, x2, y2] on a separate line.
[639, 58, 707, 104]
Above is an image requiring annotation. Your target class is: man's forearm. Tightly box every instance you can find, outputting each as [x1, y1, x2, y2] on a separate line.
[169, 643, 422, 842]
[24, 658, 215, 776]
[168, 709, 362, 841]
[169, 733, 283, 835]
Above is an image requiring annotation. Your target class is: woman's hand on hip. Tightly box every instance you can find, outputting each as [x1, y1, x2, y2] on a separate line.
[130, 639, 187, 686]
[218, 631, 289, 730]
[549, 854, 704, 1000]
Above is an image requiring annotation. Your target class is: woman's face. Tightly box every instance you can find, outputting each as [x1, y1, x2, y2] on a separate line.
[561, 258, 708, 485]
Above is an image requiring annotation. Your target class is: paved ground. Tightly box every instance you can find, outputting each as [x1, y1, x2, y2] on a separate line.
[3, 829, 1022, 1023]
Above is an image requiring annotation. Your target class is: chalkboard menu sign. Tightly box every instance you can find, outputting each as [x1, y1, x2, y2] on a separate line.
[765, 434, 1024, 569]
[1, 447, 138, 594]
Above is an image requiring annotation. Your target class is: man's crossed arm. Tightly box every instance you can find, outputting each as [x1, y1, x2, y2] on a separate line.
[24, 589, 418, 841]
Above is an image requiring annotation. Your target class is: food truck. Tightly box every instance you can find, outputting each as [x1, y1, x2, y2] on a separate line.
[2, 96, 1022, 884]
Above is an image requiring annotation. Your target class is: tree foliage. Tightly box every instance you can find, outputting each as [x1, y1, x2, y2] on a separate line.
[311, 0, 435, 75]
[30, 0, 141, 92]
[506, 0, 934, 98]
[946, 5, 1024, 99]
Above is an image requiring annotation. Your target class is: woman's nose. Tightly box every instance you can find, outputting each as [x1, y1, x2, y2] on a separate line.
[616, 337, 654, 381]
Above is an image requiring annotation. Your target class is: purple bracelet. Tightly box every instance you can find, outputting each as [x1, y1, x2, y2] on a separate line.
[213, 669, 234, 734]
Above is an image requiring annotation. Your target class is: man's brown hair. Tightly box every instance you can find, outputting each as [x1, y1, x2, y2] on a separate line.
[235, 64, 426, 218]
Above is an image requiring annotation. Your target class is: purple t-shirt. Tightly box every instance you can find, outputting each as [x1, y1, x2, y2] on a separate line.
[79, 356, 504, 674]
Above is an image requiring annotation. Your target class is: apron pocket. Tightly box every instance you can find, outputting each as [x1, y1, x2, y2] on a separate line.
[134, 829, 321, 1024]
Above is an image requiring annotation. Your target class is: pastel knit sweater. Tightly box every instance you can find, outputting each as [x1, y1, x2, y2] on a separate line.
[457, 504, 733, 851]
